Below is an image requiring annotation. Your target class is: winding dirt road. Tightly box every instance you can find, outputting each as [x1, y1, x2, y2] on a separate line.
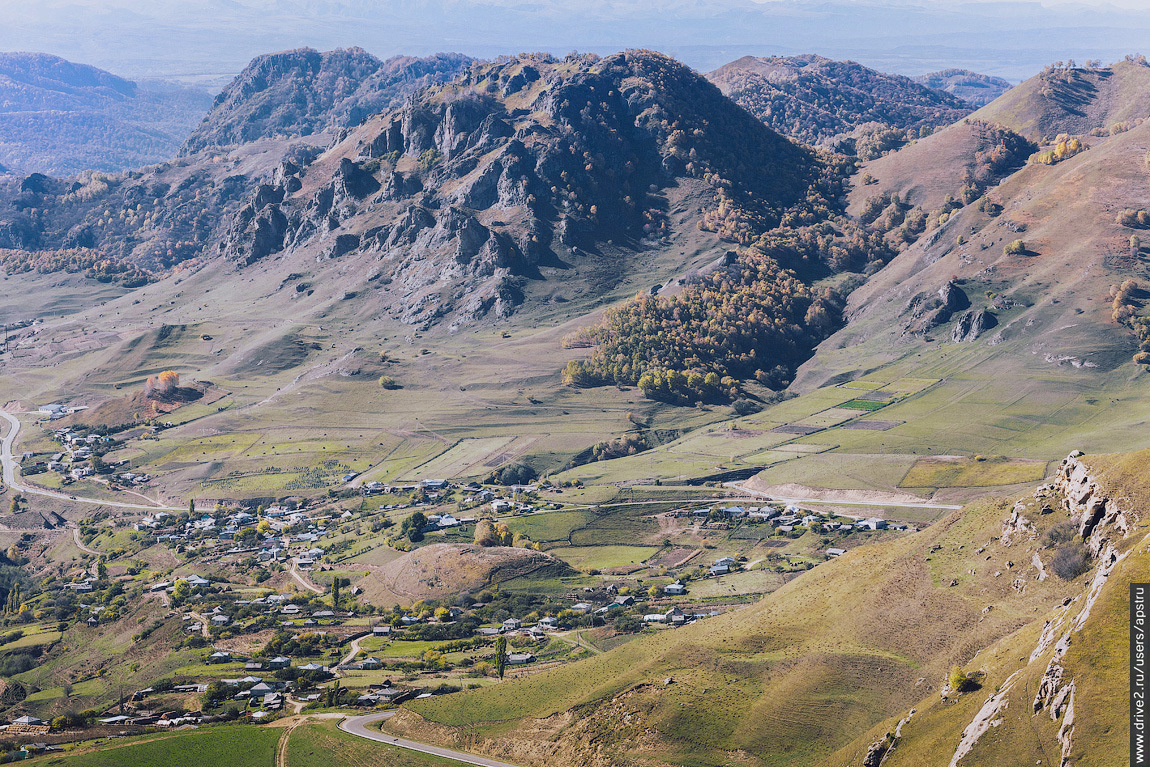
[289, 560, 324, 594]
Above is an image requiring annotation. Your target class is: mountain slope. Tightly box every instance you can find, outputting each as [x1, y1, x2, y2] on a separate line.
[845, 119, 1033, 220]
[913, 69, 1013, 107]
[0, 52, 212, 176]
[707, 55, 972, 147]
[803, 115, 1150, 393]
[0, 49, 889, 422]
[827, 450, 1142, 767]
[179, 48, 472, 154]
[388, 448, 1142, 766]
[973, 57, 1150, 140]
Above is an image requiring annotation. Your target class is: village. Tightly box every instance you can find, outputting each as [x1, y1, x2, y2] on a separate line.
[0, 398, 920, 754]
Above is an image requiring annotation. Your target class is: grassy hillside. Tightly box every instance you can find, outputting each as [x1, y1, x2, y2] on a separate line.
[845, 119, 1031, 217]
[358, 543, 577, 605]
[973, 58, 1150, 140]
[390, 491, 1086, 766]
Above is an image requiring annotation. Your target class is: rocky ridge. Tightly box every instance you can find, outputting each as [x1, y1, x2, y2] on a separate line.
[216, 50, 824, 328]
[180, 48, 472, 154]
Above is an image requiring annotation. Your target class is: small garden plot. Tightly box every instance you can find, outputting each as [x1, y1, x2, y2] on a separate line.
[769, 424, 823, 435]
[838, 380, 888, 390]
[796, 408, 861, 427]
[505, 511, 594, 542]
[838, 399, 888, 411]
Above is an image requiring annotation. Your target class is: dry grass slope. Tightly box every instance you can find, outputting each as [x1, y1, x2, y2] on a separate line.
[395, 495, 1081, 766]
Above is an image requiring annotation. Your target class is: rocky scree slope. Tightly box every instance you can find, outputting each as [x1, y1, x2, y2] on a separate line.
[180, 47, 472, 155]
[0, 50, 889, 399]
[218, 51, 878, 338]
[0, 136, 323, 279]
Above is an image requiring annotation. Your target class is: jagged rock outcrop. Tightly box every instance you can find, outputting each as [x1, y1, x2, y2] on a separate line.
[862, 734, 892, 767]
[1019, 450, 1136, 766]
[904, 280, 969, 334]
[1000, 502, 1037, 546]
[1053, 450, 1134, 557]
[951, 309, 996, 342]
[180, 48, 472, 154]
[220, 185, 291, 266]
[215, 50, 819, 327]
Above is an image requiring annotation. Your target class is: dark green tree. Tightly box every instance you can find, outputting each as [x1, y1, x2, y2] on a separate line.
[494, 635, 507, 680]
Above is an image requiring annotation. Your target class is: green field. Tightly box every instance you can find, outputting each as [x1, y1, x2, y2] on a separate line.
[838, 399, 888, 411]
[503, 511, 594, 542]
[47, 726, 281, 767]
[552, 545, 660, 571]
[899, 456, 1050, 488]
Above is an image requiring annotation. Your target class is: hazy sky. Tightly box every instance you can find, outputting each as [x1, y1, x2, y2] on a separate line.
[1, 0, 1147, 82]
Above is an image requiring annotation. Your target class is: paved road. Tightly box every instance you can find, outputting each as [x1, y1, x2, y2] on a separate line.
[0, 411, 178, 510]
[339, 711, 520, 767]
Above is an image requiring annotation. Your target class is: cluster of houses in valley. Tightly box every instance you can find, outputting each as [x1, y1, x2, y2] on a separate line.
[129, 503, 353, 571]
[361, 477, 546, 517]
[24, 427, 116, 481]
[361, 477, 449, 498]
[36, 403, 87, 421]
[677, 504, 906, 538]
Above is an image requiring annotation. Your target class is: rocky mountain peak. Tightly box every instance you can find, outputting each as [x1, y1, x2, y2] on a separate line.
[180, 48, 473, 155]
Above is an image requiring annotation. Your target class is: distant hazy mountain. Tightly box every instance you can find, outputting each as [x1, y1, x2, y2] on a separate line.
[914, 69, 1013, 107]
[4, 0, 1150, 82]
[180, 48, 472, 155]
[0, 52, 212, 176]
[708, 55, 971, 146]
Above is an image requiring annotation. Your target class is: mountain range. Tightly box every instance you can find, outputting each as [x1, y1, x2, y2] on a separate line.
[0, 41, 1144, 767]
[0, 52, 213, 176]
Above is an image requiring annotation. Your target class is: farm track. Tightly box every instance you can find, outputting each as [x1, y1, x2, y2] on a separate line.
[290, 560, 324, 594]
